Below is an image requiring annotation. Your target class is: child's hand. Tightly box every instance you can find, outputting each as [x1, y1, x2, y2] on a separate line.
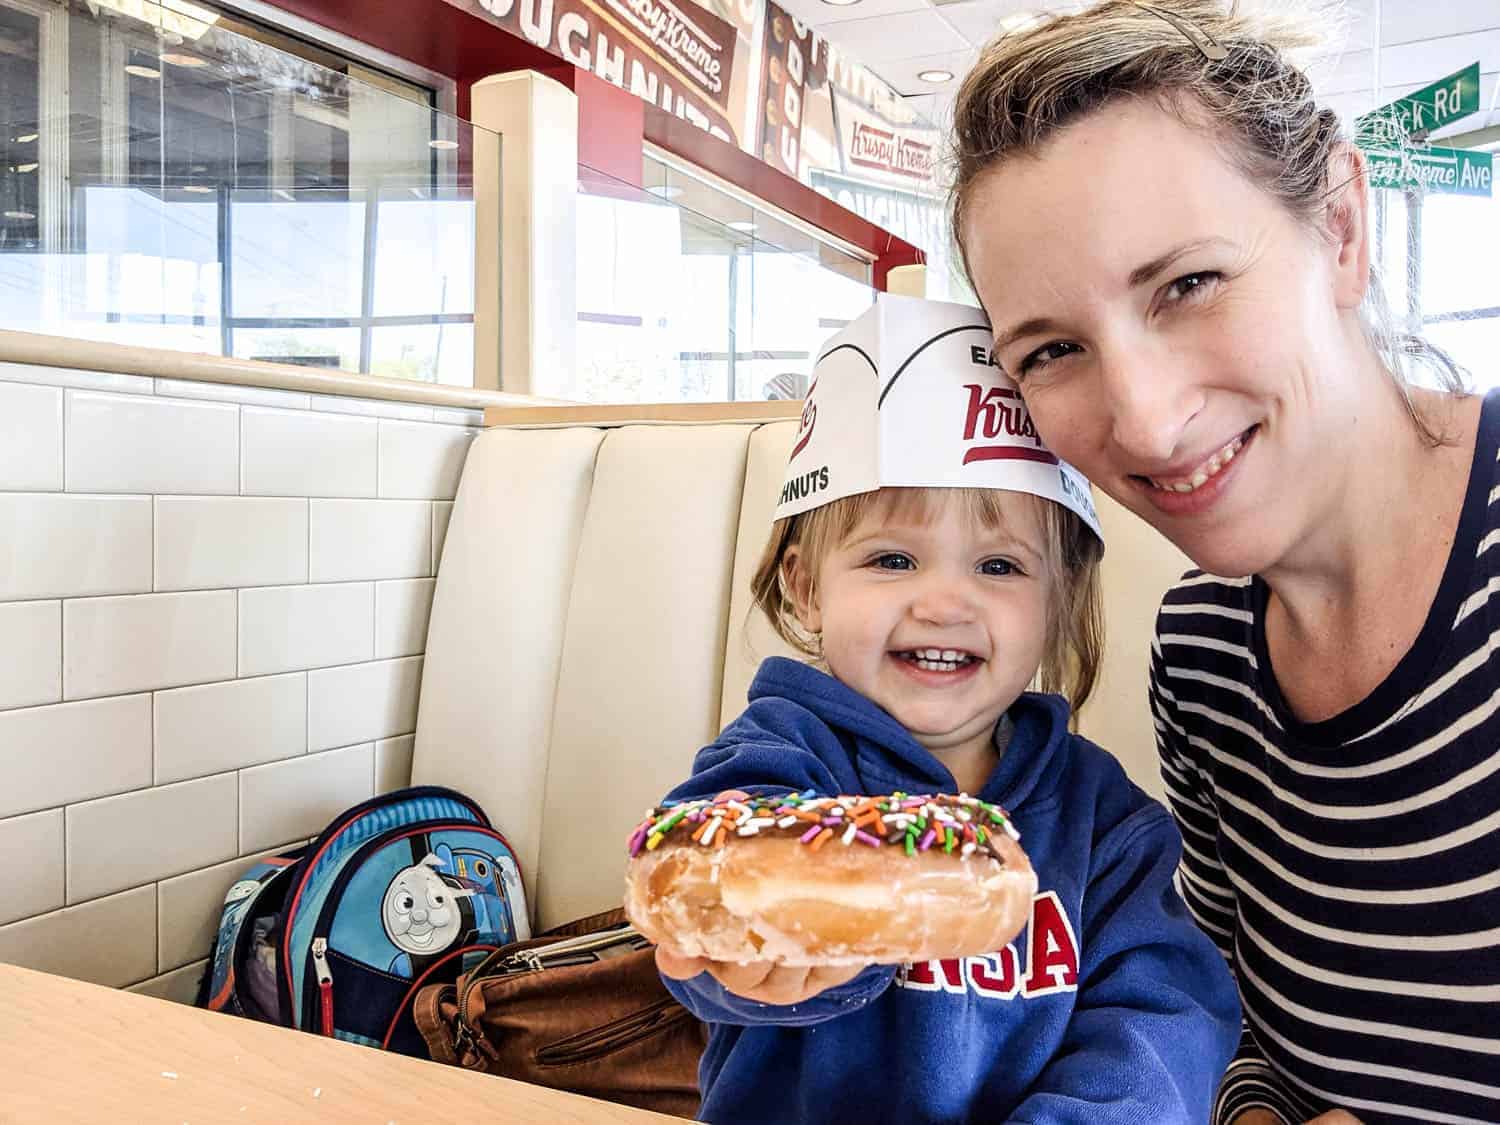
[657, 947, 867, 1005]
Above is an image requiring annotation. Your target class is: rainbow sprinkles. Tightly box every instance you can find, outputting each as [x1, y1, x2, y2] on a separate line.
[627, 791, 1020, 863]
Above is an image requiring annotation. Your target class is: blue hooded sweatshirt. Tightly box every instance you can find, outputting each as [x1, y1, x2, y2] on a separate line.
[662, 657, 1240, 1125]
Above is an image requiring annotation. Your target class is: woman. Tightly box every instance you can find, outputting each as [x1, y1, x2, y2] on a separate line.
[950, 3, 1497, 1124]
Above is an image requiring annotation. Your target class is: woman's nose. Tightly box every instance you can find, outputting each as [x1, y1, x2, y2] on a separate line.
[1100, 348, 1200, 464]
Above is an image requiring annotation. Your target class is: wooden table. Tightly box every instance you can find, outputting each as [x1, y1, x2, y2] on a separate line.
[0, 963, 684, 1123]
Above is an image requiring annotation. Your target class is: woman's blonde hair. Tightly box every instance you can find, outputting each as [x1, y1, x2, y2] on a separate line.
[749, 488, 1105, 717]
[949, 0, 1466, 444]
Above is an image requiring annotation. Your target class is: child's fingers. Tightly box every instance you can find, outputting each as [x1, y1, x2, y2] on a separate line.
[808, 963, 866, 992]
[655, 947, 712, 980]
[708, 959, 779, 996]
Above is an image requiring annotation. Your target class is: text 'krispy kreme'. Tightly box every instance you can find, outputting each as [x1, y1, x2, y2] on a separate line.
[961, 384, 1055, 466]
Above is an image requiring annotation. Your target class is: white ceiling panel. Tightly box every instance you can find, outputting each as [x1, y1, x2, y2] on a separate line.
[928, 0, 1042, 49]
[799, 0, 931, 26]
[879, 48, 980, 94]
[819, 7, 969, 62]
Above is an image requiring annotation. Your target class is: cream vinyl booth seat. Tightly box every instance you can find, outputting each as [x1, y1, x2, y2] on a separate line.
[412, 416, 1189, 933]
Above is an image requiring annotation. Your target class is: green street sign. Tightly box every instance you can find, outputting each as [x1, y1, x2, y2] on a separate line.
[1356, 62, 1482, 147]
[1365, 145, 1494, 197]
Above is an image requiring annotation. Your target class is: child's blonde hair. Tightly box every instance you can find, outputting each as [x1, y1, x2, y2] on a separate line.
[749, 488, 1105, 717]
[949, 0, 1465, 444]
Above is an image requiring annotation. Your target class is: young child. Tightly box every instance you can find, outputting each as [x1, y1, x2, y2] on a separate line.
[653, 296, 1240, 1124]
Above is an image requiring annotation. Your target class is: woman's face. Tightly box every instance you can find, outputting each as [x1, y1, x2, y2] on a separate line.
[962, 99, 1371, 577]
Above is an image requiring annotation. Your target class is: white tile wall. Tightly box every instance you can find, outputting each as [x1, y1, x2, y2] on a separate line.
[309, 499, 431, 583]
[0, 694, 152, 818]
[0, 362, 475, 997]
[0, 599, 61, 710]
[239, 744, 375, 854]
[309, 393, 434, 422]
[155, 497, 308, 591]
[375, 579, 435, 659]
[241, 407, 377, 497]
[0, 885, 157, 988]
[378, 421, 474, 499]
[66, 773, 239, 903]
[432, 501, 455, 573]
[155, 377, 311, 411]
[375, 735, 415, 795]
[156, 843, 300, 973]
[238, 582, 373, 676]
[154, 673, 307, 784]
[308, 657, 423, 752]
[0, 383, 62, 490]
[0, 809, 64, 925]
[128, 958, 208, 1004]
[66, 391, 240, 494]
[0, 494, 152, 600]
[64, 590, 237, 699]
[0, 361, 152, 395]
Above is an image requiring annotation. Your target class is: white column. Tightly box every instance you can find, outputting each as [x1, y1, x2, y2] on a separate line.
[469, 71, 579, 396]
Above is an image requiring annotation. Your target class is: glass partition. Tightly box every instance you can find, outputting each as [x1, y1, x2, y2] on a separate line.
[565, 155, 875, 404]
[0, 0, 494, 385]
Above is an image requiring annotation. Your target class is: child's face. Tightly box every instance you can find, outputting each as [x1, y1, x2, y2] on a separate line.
[787, 492, 1051, 764]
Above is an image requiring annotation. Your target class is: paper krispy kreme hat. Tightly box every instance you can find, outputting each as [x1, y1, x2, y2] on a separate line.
[774, 292, 1103, 542]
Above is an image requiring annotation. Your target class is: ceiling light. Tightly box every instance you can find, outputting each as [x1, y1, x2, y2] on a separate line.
[428, 139, 459, 150]
[646, 184, 683, 199]
[182, 184, 214, 193]
[4, 210, 35, 219]
[821, 0, 861, 7]
[917, 69, 954, 84]
[728, 220, 757, 231]
[16, 163, 37, 173]
[160, 52, 208, 67]
[125, 64, 161, 79]
[14, 133, 36, 143]
[999, 11, 1040, 32]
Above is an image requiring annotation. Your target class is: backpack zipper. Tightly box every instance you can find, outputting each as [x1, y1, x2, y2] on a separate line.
[311, 937, 334, 1037]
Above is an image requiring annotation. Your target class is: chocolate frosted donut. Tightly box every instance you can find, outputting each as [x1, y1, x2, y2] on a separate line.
[624, 792, 1037, 966]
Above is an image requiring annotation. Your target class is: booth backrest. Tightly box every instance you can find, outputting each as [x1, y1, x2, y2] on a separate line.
[413, 418, 1189, 933]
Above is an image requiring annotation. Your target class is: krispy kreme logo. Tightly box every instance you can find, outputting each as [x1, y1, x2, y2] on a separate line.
[961, 384, 1056, 467]
[790, 382, 817, 460]
[602, 0, 725, 94]
[849, 123, 934, 180]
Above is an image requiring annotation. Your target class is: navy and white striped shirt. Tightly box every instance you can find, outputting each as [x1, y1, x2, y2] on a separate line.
[1150, 390, 1500, 1125]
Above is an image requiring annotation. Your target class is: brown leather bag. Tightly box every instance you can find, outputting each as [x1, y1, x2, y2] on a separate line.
[412, 907, 706, 1117]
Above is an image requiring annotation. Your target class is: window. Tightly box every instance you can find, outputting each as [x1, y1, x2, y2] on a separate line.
[0, 0, 489, 385]
[566, 152, 875, 404]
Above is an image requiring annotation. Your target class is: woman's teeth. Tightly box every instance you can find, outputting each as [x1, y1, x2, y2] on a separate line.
[900, 649, 975, 672]
[1147, 433, 1245, 493]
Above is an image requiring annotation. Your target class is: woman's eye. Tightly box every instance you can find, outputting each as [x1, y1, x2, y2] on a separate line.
[979, 558, 1017, 577]
[1164, 271, 1221, 304]
[872, 553, 915, 571]
[1018, 340, 1081, 376]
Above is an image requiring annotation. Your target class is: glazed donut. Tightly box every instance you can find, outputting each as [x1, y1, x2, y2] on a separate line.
[624, 792, 1036, 966]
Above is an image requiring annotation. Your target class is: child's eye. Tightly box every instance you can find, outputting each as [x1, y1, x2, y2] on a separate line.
[1163, 271, 1221, 305]
[979, 558, 1018, 577]
[871, 553, 915, 571]
[1017, 340, 1081, 377]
